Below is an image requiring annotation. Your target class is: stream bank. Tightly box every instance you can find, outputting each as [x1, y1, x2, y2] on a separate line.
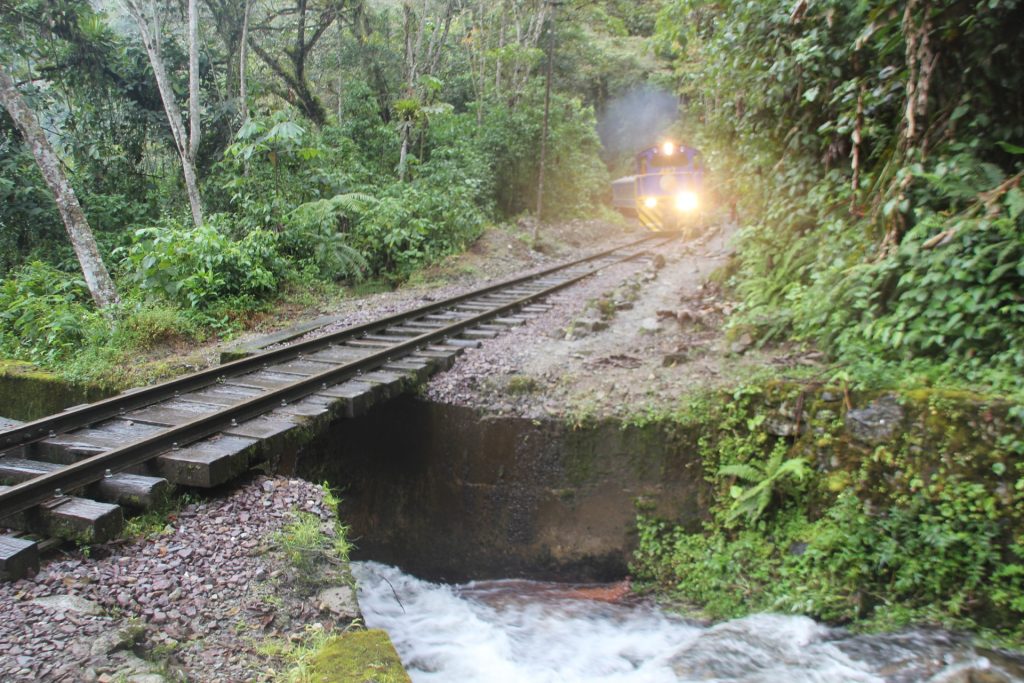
[293, 381, 1024, 646]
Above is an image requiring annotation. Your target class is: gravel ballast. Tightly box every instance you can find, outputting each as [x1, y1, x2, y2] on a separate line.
[0, 476, 341, 682]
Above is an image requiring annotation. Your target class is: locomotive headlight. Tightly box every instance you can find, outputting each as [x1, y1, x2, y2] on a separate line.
[661, 141, 676, 156]
[643, 196, 658, 209]
[674, 191, 699, 212]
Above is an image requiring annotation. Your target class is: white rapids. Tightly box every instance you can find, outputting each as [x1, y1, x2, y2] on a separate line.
[352, 561, 1024, 683]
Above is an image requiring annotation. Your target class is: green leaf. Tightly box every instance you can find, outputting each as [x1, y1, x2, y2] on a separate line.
[719, 463, 762, 482]
[996, 141, 1024, 155]
[1005, 187, 1024, 221]
[988, 263, 1016, 283]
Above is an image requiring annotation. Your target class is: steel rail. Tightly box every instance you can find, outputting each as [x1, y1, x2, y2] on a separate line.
[0, 233, 666, 452]
[0, 235, 674, 519]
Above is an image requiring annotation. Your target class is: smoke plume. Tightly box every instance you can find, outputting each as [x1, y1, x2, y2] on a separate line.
[597, 85, 679, 159]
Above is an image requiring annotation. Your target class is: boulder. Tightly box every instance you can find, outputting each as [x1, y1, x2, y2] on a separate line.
[845, 395, 904, 446]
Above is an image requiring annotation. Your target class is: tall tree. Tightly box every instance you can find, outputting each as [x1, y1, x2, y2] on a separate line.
[202, 0, 251, 125]
[535, 3, 554, 227]
[0, 64, 119, 307]
[350, 1, 392, 123]
[464, 0, 550, 115]
[248, 0, 349, 126]
[397, 0, 458, 180]
[124, 0, 204, 227]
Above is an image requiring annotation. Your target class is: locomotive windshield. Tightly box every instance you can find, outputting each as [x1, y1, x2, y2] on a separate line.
[636, 143, 703, 174]
[648, 149, 702, 169]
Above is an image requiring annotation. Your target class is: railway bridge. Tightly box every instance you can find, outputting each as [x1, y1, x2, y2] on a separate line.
[0, 235, 672, 579]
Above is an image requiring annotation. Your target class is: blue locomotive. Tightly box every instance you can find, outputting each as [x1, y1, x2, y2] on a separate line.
[611, 141, 705, 232]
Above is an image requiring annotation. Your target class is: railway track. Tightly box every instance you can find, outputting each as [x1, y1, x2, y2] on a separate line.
[0, 232, 675, 578]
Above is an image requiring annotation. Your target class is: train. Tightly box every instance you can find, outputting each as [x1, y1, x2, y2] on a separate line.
[611, 141, 705, 232]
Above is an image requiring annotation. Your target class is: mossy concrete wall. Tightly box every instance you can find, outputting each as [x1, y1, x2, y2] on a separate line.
[292, 386, 1022, 585]
[295, 396, 710, 582]
[0, 360, 116, 422]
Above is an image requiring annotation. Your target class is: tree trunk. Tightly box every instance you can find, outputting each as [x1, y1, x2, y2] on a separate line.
[188, 0, 201, 161]
[495, 0, 506, 95]
[125, 0, 204, 227]
[0, 65, 119, 308]
[535, 8, 554, 234]
[398, 121, 411, 181]
[239, 0, 250, 125]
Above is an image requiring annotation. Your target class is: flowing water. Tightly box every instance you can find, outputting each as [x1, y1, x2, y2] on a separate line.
[353, 562, 1024, 683]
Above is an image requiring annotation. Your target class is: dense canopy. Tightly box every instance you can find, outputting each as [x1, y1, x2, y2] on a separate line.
[0, 0, 1021, 392]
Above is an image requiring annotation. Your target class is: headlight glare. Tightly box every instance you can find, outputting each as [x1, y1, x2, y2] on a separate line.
[675, 191, 699, 212]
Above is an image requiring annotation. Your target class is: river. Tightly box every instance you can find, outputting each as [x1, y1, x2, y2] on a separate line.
[352, 562, 1024, 683]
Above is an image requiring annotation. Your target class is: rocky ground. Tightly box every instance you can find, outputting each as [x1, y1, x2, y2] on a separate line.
[0, 476, 357, 682]
[249, 218, 642, 354]
[425, 221, 818, 420]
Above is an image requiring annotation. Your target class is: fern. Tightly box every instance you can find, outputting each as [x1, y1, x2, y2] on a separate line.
[719, 444, 809, 524]
[283, 194, 373, 280]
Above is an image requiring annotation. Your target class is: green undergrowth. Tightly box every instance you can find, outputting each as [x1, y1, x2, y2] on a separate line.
[123, 492, 198, 540]
[0, 260, 351, 388]
[274, 484, 354, 591]
[261, 484, 406, 683]
[631, 383, 1024, 646]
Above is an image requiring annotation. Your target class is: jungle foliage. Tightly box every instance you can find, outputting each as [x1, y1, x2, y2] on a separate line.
[0, 0, 659, 375]
[632, 386, 1024, 644]
[656, 0, 1024, 393]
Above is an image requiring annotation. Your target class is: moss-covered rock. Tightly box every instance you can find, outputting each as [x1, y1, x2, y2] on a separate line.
[307, 629, 411, 683]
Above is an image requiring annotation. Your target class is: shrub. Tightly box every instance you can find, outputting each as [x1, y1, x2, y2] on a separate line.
[0, 261, 102, 364]
[282, 195, 371, 281]
[119, 216, 283, 311]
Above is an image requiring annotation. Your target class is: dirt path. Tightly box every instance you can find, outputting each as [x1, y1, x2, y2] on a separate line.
[426, 222, 805, 420]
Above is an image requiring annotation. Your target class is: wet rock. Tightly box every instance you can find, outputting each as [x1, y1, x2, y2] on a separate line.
[977, 649, 1024, 681]
[316, 585, 360, 620]
[834, 629, 975, 681]
[845, 395, 904, 446]
[670, 614, 826, 678]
